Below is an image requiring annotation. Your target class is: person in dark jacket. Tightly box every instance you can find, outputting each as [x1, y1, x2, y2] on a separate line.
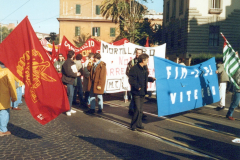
[62, 51, 81, 116]
[129, 54, 156, 131]
[126, 48, 142, 115]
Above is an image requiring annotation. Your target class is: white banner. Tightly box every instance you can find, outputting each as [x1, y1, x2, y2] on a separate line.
[101, 41, 166, 93]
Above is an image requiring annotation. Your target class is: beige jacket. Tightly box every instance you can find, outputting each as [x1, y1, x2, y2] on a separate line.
[217, 64, 229, 83]
[0, 66, 17, 110]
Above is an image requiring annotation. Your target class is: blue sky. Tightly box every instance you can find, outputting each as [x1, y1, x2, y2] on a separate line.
[0, 0, 163, 34]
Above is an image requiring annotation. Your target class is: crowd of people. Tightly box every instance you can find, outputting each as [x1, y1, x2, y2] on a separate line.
[0, 49, 240, 136]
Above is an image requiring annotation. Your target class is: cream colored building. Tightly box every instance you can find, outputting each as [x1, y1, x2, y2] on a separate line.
[163, 0, 240, 59]
[58, 0, 120, 44]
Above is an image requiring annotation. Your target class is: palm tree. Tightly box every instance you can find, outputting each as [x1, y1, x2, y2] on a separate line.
[100, 0, 147, 43]
[73, 34, 91, 47]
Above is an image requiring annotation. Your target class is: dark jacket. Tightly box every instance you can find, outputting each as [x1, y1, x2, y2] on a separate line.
[62, 58, 78, 85]
[87, 61, 107, 94]
[126, 57, 138, 77]
[129, 63, 154, 96]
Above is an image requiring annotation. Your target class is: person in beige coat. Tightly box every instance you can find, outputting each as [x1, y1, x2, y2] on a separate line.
[0, 62, 17, 136]
[216, 61, 229, 110]
[85, 53, 106, 114]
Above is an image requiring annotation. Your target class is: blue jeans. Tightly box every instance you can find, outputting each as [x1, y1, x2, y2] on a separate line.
[0, 109, 10, 132]
[67, 84, 74, 111]
[73, 77, 84, 103]
[89, 86, 103, 110]
[11, 87, 22, 108]
[227, 92, 240, 117]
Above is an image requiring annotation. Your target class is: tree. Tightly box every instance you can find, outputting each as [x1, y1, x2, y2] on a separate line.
[73, 34, 91, 47]
[101, 0, 147, 43]
[0, 26, 13, 43]
[49, 32, 57, 43]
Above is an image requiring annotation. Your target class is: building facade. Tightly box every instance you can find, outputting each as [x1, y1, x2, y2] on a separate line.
[58, 0, 120, 44]
[162, 0, 240, 60]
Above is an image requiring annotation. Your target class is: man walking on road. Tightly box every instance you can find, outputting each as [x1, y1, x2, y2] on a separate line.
[0, 62, 17, 136]
[128, 54, 156, 131]
[126, 49, 142, 116]
[62, 51, 81, 116]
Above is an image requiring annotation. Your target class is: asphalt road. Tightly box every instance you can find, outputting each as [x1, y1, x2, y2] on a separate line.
[0, 92, 239, 160]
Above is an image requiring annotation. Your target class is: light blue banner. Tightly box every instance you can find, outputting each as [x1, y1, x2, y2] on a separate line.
[154, 57, 220, 117]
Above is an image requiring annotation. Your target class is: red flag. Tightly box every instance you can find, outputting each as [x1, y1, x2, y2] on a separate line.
[59, 36, 80, 59]
[145, 37, 149, 47]
[0, 17, 70, 125]
[51, 41, 57, 62]
[112, 38, 129, 45]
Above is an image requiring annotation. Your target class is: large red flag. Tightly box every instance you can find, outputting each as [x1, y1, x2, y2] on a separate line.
[0, 17, 70, 125]
[59, 36, 80, 59]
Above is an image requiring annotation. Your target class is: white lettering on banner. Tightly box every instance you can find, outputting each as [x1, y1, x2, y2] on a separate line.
[180, 92, 183, 102]
[195, 69, 199, 78]
[37, 114, 44, 120]
[170, 86, 214, 104]
[203, 67, 210, 76]
[175, 67, 178, 79]
[167, 65, 215, 80]
[167, 67, 171, 79]
[180, 68, 188, 79]
[209, 65, 213, 75]
[194, 89, 198, 100]
[187, 91, 191, 101]
[170, 93, 176, 104]
[64, 41, 80, 52]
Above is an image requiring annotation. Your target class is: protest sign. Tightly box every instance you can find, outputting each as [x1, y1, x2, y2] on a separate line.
[154, 57, 220, 117]
[101, 41, 166, 93]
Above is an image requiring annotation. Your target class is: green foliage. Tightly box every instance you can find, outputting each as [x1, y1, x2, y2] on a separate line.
[0, 26, 13, 43]
[191, 53, 223, 65]
[73, 34, 91, 47]
[101, 0, 148, 43]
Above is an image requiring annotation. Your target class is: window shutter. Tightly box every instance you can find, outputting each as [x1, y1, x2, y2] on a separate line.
[96, 5, 100, 15]
[110, 28, 115, 37]
[97, 27, 100, 37]
[75, 27, 78, 36]
[92, 27, 95, 36]
[76, 5, 81, 14]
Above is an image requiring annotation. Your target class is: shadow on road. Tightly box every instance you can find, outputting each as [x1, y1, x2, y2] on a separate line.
[77, 135, 180, 160]
[8, 123, 42, 139]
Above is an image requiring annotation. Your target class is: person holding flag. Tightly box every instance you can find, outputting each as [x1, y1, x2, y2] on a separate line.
[221, 33, 240, 120]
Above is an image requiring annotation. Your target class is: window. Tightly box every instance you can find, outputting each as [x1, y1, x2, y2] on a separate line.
[166, 2, 170, 22]
[92, 27, 100, 37]
[110, 28, 116, 37]
[171, 31, 174, 48]
[208, 25, 219, 46]
[172, 0, 176, 19]
[211, 0, 220, 8]
[76, 4, 81, 14]
[75, 26, 80, 36]
[178, 28, 182, 47]
[96, 5, 100, 15]
[179, 0, 184, 15]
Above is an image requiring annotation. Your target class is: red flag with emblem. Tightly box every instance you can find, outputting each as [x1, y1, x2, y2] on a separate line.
[0, 16, 70, 125]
